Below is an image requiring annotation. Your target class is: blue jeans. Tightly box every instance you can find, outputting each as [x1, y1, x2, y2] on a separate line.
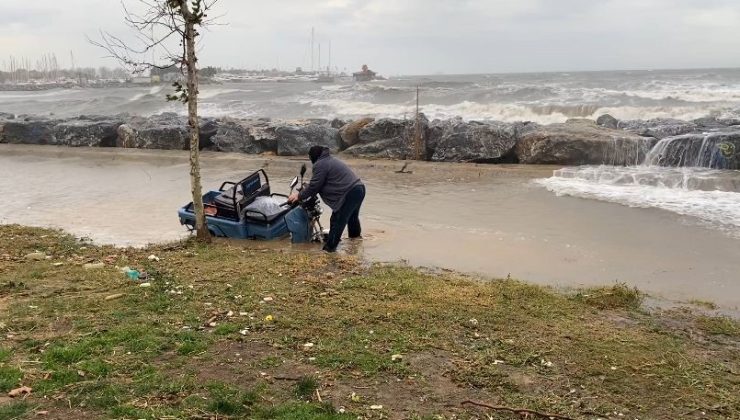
[325, 184, 365, 252]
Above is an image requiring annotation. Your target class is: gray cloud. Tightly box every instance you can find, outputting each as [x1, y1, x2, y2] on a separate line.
[1, 0, 739, 74]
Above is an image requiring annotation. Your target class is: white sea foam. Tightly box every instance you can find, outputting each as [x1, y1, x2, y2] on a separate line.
[536, 166, 740, 237]
[294, 96, 735, 124]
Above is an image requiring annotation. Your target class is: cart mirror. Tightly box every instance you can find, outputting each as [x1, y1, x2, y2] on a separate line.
[290, 176, 299, 189]
[300, 164, 307, 177]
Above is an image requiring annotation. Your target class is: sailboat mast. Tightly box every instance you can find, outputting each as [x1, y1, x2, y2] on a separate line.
[311, 27, 315, 71]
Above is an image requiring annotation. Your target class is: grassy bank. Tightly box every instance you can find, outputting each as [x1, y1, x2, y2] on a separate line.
[0, 226, 737, 419]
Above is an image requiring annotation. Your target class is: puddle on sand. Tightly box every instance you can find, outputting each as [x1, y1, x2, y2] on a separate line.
[1, 144, 739, 312]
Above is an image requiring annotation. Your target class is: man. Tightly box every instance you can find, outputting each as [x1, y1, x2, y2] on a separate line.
[288, 145, 365, 252]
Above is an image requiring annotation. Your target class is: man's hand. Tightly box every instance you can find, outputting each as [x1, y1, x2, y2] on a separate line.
[287, 192, 300, 204]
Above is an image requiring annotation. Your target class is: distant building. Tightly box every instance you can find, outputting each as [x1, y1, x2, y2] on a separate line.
[131, 76, 151, 85]
[150, 65, 183, 83]
[353, 65, 377, 82]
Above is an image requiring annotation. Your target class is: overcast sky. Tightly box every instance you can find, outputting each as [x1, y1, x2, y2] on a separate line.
[2, 0, 740, 75]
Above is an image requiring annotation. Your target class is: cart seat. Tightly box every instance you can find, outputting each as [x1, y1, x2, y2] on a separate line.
[213, 172, 269, 212]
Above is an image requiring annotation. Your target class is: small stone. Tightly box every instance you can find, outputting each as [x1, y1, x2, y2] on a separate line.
[264, 314, 274, 322]
[391, 354, 403, 362]
[104, 293, 125, 301]
[370, 405, 383, 410]
[263, 297, 274, 302]
[468, 318, 479, 327]
[147, 254, 160, 262]
[303, 342, 315, 349]
[25, 252, 46, 261]
[52, 262, 64, 267]
[84, 262, 104, 270]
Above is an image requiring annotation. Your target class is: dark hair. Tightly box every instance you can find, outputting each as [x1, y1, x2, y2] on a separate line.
[309, 145, 327, 163]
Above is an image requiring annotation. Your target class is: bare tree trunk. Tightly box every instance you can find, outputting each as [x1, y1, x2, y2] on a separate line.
[184, 16, 210, 243]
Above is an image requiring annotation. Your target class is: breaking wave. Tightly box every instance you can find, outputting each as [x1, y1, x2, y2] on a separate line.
[3, 68, 740, 124]
[536, 166, 740, 238]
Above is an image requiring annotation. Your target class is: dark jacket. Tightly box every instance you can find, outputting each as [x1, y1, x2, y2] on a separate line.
[299, 149, 363, 211]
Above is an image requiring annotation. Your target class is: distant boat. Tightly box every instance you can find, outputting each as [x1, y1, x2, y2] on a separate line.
[353, 65, 381, 82]
[315, 74, 335, 83]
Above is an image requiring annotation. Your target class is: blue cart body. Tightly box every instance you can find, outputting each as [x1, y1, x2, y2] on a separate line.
[177, 170, 303, 240]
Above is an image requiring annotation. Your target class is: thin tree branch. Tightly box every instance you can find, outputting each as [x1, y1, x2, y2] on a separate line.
[461, 400, 576, 420]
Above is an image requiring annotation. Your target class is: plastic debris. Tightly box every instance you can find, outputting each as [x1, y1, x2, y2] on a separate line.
[263, 296, 274, 302]
[52, 262, 64, 267]
[83, 262, 104, 270]
[139, 283, 152, 288]
[350, 392, 361, 402]
[391, 354, 403, 362]
[147, 254, 160, 262]
[8, 386, 32, 398]
[370, 405, 383, 410]
[105, 293, 125, 301]
[126, 269, 140, 281]
[468, 318, 479, 327]
[303, 342, 315, 349]
[264, 314, 274, 322]
[540, 359, 554, 368]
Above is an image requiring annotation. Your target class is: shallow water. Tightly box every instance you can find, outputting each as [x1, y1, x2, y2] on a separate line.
[1, 144, 739, 311]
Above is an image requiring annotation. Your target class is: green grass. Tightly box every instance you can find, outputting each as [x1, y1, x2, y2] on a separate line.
[206, 383, 260, 415]
[0, 365, 23, 392]
[574, 283, 643, 309]
[0, 347, 11, 363]
[0, 225, 737, 419]
[696, 315, 740, 337]
[0, 402, 30, 420]
[294, 375, 319, 400]
[688, 299, 719, 310]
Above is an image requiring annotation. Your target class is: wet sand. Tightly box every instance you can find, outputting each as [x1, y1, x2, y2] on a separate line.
[1, 144, 739, 310]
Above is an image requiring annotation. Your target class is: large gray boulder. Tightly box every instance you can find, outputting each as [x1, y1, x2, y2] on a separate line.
[358, 118, 410, 144]
[211, 118, 278, 154]
[432, 121, 537, 163]
[516, 119, 657, 165]
[618, 118, 698, 139]
[118, 113, 189, 150]
[199, 118, 219, 149]
[343, 136, 415, 160]
[53, 117, 123, 147]
[596, 114, 619, 129]
[275, 123, 341, 156]
[344, 117, 430, 159]
[339, 118, 374, 148]
[116, 113, 215, 150]
[645, 131, 740, 169]
[1, 117, 59, 145]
